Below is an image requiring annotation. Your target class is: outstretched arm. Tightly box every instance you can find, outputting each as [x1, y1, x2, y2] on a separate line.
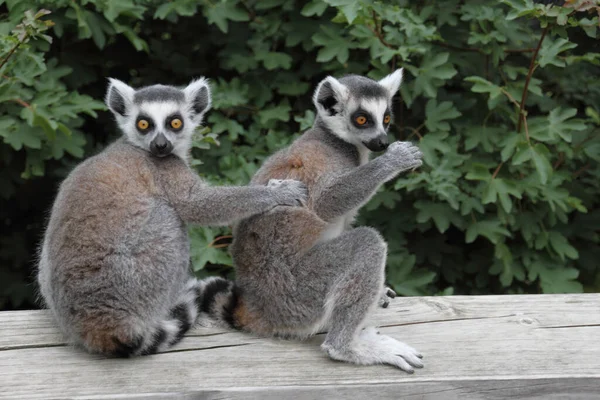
[156, 156, 307, 226]
[312, 142, 422, 222]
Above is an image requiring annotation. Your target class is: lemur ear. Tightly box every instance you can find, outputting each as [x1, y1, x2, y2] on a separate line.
[378, 68, 403, 98]
[184, 78, 211, 121]
[313, 76, 349, 116]
[106, 78, 135, 117]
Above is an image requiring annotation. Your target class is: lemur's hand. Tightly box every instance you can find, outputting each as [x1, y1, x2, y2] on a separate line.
[384, 141, 423, 172]
[268, 179, 308, 206]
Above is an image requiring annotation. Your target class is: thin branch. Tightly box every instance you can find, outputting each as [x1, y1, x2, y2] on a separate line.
[208, 235, 233, 249]
[573, 163, 591, 179]
[434, 41, 535, 55]
[517, 26, 548, 134]
[370, 10, 394, 49]
[500, 88, 521, 109]
[12, 98, 31, 108]
[553, 152, 565, 169]
[492, 162, 504, 179]
[405, 123, 425, 140]
[0, 34, 28, 71]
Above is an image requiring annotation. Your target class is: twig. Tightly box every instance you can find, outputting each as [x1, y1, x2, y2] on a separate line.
[434, 41, 535, 55]
[370, 11, 394, 49]
[12, 98, 31, 108]
[492, 162, 504, 179]
[553, 152, 565, 169]
[0, 34, 28, 71]
[208, 235, 233, 248]
[573, 163, 591, 179]
[405, 123, 425, 140]
[517, 26, 548, 134]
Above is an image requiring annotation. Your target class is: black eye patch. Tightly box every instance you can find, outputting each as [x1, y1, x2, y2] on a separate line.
[136, 115, 154, 134]
[165, 113, 184, 132]
[351, 110, 375, 129]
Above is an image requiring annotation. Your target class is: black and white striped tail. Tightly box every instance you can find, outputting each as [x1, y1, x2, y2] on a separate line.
[195, 277, 239, 329]
[113, 278, 200, 357]
[113, 277, 238, 357]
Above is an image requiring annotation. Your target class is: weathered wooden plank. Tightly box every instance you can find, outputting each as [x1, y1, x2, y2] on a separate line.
[0, 294, 599, 399]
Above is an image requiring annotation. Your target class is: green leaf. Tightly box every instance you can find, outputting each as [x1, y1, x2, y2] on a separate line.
[482, 178, 522, 213]
[0, 124, 43, 151]
[538, 37, 577, 68]
[415, 200, 463, 233]
[464, 76, 503, 101]
[323, 0, 361, 24]
[205, 1, 250, 33]
[294, 110, 315, 131]
[466, 220, 511, 244]
[313, 25, 353, 63]
[301, 0, 328, 16]
[548, 232, 579, 261]
[528, 260, 583, 294]
[261, 52, 293, 70]
[258, 103, 292, 124]
[188, 226, 232, 270]
[424, 99, 461, 132]
[412, 52, 458, 98]
[388, 253, 436, 296]
[528, 107, 587, 143]
[530, 143, 552, 184]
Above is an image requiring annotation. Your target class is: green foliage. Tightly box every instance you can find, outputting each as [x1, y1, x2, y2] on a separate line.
[1, 0, 599, 310]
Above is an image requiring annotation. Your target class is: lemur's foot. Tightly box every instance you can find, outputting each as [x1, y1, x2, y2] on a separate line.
[321, 327, 423, 373]
[379, 286, 397, 308]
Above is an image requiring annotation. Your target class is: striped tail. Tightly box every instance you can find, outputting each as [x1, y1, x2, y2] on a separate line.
[195, 277, 240, 329]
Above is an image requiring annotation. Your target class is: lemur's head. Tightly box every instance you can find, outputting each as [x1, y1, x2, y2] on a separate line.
[313, 69, 403, 152]
[105, 78, 211, 160]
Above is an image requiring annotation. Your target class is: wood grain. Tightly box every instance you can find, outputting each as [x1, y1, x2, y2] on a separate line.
[1, 294, 599, 399]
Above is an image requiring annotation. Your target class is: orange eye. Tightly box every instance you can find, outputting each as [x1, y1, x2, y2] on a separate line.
[384, 115, 391, 124]
[355, 116, 367, 125]
[137, 119, 149, 130]
[170, 118, 183, 130]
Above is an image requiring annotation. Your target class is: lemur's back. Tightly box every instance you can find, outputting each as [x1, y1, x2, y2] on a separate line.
[44, 140, 162, 258]
[232, 127, 359, 273]
[39, 139, 189, 350]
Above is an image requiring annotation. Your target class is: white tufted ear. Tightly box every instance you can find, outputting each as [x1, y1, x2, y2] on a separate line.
[313, 76, 349, 116]
[183, 78, 211, 122]
[378, 68, 403, 98]
[105, 78, 135, 117]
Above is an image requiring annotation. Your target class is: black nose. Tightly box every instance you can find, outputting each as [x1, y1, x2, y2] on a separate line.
[363, 135, 389, 152]
[150, 134, 173, 156]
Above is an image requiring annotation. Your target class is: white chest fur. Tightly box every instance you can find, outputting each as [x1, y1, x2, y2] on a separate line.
[318, 209, 359, 243]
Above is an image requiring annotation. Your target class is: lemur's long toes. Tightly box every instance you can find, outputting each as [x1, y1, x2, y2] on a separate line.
[386, 287, 397, 298]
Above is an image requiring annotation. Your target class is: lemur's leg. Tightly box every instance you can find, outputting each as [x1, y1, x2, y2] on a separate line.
[296, 227, 423, 372]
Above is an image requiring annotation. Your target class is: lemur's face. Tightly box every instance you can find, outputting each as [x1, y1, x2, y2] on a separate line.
[313, 69, 404, 152]
[105, 79, 211, 161]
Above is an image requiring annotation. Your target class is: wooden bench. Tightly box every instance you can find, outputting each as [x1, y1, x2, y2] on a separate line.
[1, 294, 599, 399]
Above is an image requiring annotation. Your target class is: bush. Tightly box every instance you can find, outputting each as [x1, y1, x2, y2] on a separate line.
[1, 0, 598, 310]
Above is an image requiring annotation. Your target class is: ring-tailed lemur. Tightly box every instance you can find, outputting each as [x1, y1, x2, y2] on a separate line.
[36, 78, 307, 357]
[211, 69, 424, 372]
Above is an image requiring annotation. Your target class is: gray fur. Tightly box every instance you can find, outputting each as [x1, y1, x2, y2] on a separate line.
[37, 78, 307, 357]
[230, 69, 424, 371]
[134, 85, 185, 104]
[338, 74, 389, 99]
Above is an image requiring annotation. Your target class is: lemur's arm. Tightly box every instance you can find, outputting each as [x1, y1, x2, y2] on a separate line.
[312, 141, 422, 222]
[156, 156, 307, 226]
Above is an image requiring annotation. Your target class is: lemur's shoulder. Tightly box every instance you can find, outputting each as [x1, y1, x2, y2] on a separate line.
[251, 132, 337, 186]
[64, 139, 159, 202]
